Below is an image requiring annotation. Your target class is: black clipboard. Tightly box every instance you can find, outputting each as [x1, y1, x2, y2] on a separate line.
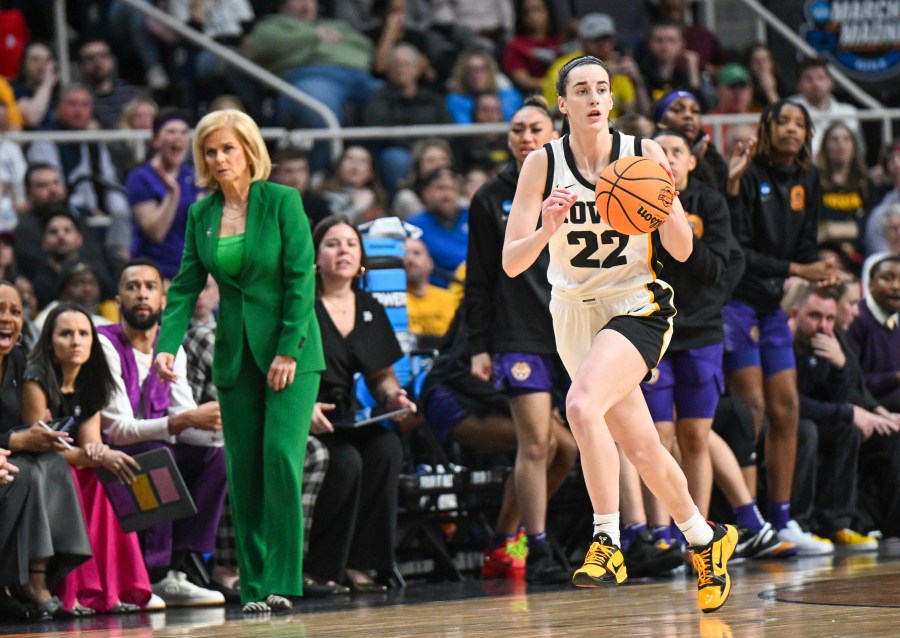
[332, 407, 412, 429]
[98, 447, 197, 533]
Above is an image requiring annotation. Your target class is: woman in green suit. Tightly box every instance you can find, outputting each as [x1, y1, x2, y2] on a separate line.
[155, 109, 323, 613]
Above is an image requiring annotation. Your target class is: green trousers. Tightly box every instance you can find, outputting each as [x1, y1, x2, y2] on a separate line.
[217, 338, 319, 604]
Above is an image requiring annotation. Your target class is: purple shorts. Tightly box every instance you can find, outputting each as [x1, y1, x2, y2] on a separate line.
[424, 385, 470, 442]
[721, 300, 795, 377]
[641, 343, 725, 421]
[492, 352, 568, 397]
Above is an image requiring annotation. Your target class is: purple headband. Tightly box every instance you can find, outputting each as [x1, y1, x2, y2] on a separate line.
[654, 90, 700, 125]
[152, 112, 190, 136]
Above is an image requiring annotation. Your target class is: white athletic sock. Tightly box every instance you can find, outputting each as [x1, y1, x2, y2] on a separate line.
[593, 512, 621, 546]
[677, 508, 713, 547]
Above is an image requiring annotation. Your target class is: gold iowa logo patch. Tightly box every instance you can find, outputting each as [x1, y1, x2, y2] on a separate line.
[511, 362, 531, 381]
[790, 185, 805, 211]
[687, 213, 704, 239]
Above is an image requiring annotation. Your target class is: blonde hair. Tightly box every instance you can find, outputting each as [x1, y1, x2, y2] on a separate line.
[192, 109, 271, 188]
[449, 49, 499, 94]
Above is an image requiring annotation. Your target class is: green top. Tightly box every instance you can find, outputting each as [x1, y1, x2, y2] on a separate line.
[249, 15, 373, 77]
[157, 181, 324, 388]
[217, 233, 245, 278]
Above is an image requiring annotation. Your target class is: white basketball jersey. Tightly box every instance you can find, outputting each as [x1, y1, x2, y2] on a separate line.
[544, 132, 657, 296]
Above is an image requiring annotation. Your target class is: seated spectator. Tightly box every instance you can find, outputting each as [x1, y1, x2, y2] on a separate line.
[109, 96, 159, 179]
[319, 145, 389, 225]
[0, 281, 92, 620]
[249, 0, 383, 168]
[22, 302, 159, 613]
[790, 57, 861, 157]
[834, 277, 900, 551]
[788, 284, 882, 549]
[361, 43, 453, 194]
[14, 164, 117, 289]
[638, 20, 702, 106]
[431, 0, 514, 56]
[862, 206, 900, 293]
[30, 207, 116, 312]
[816, 122, 874, 272]
[542, 13, 648, 119]
[445, 48, 523, 124]
[864, 138, 900, 255]
[25, 85, 132, 262]
[404, 237, 459, 349]
[12, 41, 58, 129]
[175, 0, 263, 120]
[847, 256, 900, 412]
[98, 260, 227, 608]
[653, 0, 724, 77]
[306, 216, 416, 592]
[406, 168, 468, 287]
[108, 0, 172, 90]
[34, 260, 116, 331]
[743, 43, 790, 112]
[0, 103, 27, 225]
[269, 148, 332, 227]
[501, 0, 564, 93]
[453, 93, 512, 175]
[392, 139, 455, 219]
[77, 39, 138, 130]
[125, 109, 201, 281]
[710, 63, 754, 119]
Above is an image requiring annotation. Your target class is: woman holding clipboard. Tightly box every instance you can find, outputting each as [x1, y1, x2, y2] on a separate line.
[306, 215, 416, 594]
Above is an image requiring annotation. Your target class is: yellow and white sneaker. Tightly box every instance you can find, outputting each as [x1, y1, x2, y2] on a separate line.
[832, 528, 878, 552]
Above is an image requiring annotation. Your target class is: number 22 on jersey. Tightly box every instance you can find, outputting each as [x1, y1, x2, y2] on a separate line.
[568, 230, 629, 269]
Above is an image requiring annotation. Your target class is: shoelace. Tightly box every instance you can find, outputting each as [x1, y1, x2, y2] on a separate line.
[584, 542, 615, 567]
[693, 548, 713, 587]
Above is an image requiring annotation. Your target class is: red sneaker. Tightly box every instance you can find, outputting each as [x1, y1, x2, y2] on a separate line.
[481, 530, 527, 579]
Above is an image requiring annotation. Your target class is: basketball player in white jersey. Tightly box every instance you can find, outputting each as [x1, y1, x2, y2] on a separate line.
[502, 55, 737, 614]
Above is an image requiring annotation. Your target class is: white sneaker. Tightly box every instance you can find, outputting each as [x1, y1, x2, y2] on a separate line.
[777, 520, 834, 556]
[141, 593, 166, 612]
[151, 571, 225, 607]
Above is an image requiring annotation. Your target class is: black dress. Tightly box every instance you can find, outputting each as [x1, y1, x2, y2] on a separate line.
[306, 291, 405, 583]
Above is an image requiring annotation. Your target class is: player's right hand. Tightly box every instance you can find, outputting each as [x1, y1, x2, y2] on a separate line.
[541, 187, 577, 234]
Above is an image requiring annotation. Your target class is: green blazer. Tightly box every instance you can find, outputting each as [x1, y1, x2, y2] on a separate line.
[157, 181, 324, 387]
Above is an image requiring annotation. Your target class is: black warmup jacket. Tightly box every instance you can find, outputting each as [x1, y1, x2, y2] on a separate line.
[659, 177, 743, 351]
[729, 156, 821, 314]
[464, 163, 556, 356]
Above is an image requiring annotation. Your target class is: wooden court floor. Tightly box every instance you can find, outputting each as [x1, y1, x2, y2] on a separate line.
[3, 554, 899, 637]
